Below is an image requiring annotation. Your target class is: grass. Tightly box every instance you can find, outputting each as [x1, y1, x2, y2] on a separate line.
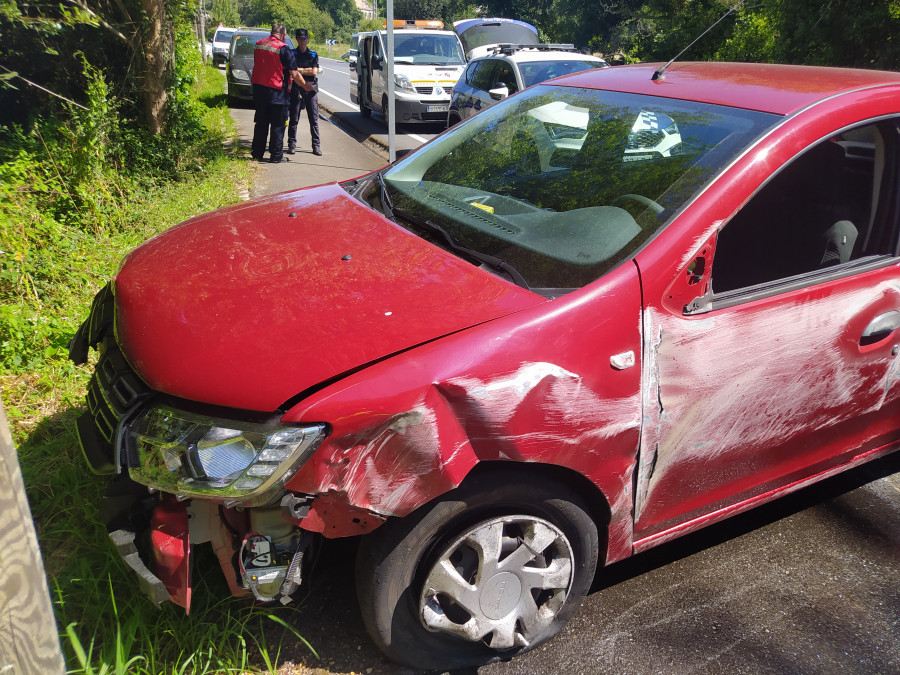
[0, 62, 316, 673]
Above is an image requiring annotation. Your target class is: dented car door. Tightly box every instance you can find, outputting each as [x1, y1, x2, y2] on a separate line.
[634, 112, 900, 547]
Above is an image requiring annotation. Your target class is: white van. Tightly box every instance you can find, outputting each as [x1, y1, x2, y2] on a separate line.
[350, 20, 466, 125]
[211, 25, 237, 66]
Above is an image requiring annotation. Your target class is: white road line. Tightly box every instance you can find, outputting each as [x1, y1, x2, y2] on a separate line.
[318, 87, 355, 109]
[317, 87, 430, 144]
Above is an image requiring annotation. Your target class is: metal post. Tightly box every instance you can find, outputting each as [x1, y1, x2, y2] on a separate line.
[386, 0, 395, 162]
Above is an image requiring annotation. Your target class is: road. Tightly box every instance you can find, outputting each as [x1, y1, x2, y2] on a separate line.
[225, 79, 900, 675]
[315, 56, 447, 157]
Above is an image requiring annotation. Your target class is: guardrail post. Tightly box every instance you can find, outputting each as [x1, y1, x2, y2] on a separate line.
[0, 400, 66, 674]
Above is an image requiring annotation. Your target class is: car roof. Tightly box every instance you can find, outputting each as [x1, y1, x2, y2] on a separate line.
[555, 61, 900, 116]
[486, 51, 606, 64]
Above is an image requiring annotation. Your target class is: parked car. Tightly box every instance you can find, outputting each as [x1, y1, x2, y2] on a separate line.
[449, 43, 608, 126]
[226, 28, 294, 103]
[211, 25, 236, 66]
[70, 62, 900, 671]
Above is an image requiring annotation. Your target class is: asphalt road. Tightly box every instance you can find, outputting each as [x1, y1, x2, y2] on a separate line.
[225, 82, 900, 675]
[314, 56, 446, 157]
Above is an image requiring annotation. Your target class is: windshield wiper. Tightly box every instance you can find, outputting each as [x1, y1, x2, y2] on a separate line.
[392, 204, 531, 290]
[376, 171, 396, 222]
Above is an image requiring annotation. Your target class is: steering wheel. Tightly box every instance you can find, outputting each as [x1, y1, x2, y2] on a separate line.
[612, 194, 665, 217]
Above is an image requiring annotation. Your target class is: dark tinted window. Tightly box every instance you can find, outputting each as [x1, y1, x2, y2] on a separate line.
[464, 61, 483, 86]
[519, 60, 608, 88]
[470, 61, 498, 91]
[495, 62, 518, 93]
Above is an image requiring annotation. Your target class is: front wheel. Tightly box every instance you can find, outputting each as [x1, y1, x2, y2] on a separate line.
[355, 469, 599, 670]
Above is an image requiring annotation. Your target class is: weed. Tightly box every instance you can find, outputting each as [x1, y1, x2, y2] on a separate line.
[0, 50, 295, 672]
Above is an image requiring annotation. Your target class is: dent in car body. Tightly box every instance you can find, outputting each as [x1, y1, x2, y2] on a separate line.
[284, 263, 644, 563]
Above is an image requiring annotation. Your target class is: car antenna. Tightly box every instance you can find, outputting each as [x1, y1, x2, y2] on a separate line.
[652, 0, 746, 81]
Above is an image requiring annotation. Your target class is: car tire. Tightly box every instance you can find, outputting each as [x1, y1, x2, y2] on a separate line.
[355, 468, 599, 671]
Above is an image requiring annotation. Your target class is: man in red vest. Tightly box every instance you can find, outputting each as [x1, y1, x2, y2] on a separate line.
[251, 23, 313, 163]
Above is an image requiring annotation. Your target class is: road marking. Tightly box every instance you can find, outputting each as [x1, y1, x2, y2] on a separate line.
[318, 88, 431, 144]
[318, 87, 355, 108]
[320, 64, 350, 75]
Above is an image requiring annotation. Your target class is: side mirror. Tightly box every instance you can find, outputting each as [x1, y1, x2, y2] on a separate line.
[373, 56, 383, 70]
[489, 83, 509, 100]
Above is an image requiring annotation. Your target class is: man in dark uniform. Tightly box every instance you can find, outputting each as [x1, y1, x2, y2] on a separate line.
[251, 23, 312, 163]
[287, 28, 322, 156]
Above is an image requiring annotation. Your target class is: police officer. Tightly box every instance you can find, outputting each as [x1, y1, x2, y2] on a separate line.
[287, 28, 322, 156]
[251, 23, 312, 163]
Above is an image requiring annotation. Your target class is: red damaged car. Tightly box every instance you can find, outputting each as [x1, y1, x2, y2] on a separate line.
[70, 62, 900, 670]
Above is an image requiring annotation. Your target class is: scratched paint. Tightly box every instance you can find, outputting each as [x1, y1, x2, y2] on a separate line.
[293, 359, 642, 557]
[636, 275, 900, 539]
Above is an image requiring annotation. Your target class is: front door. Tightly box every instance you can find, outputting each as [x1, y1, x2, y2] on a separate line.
[634, 118, 900, 545]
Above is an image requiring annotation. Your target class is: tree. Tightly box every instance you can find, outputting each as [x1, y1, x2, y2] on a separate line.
[319, 0, 362, 40]
[0, 0, 183, 135]
[211, 0, 241, 29]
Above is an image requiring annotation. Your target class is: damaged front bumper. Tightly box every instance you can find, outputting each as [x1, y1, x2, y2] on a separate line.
[104, 479, 319, 613]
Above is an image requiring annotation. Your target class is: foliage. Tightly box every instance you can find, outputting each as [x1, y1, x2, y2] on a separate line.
[242, 0, 335, 39]
[210, 0, 242, 30]
[317, 0, 363, 40]
[1, 57, 269, 671]
[467, 0, 900, 67]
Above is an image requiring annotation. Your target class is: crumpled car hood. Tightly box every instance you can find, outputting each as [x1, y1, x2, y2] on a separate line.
[114, 183, 544, 411]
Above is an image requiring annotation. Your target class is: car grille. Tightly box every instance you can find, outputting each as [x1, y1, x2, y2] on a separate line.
[71, 285, 151, 474]
[413, 85, 455, 95]
[421, 112, 449, 121]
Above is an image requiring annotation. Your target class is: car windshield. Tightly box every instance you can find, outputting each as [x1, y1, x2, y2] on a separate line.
[519, 60, 608, 87]
[392, 34, 465, 65]
[214, 29, 235, 43]
[381, 85, 778, 293]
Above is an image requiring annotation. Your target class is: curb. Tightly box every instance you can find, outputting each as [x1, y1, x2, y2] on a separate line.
[316, 98, 390, 161]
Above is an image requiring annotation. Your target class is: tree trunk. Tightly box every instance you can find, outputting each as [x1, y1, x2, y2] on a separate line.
[139, 0, 173, 135]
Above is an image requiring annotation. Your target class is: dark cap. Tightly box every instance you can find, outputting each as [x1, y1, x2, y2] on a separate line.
[295, 28, 309, 39]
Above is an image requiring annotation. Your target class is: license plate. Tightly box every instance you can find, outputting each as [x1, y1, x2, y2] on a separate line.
[426, 105, 448, 113]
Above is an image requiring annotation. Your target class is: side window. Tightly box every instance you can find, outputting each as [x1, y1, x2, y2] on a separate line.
[470, 61, 498, 92]
[464, 62, 482, 86]
[712, 121, 900, 294]
[495, 62, 518, 93]
[373, 37, 383, 65]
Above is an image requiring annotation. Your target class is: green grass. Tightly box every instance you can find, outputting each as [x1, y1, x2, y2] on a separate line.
[0, 61, 315, 673]
[311, 41, 351, 59]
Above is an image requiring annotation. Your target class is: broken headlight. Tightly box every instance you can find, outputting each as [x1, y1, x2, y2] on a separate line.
[126, 405, 326, 506]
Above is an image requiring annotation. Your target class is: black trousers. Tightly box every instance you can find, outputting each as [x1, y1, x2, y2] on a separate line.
[252, 103, 289, 161]
[288, 87, 320, 151]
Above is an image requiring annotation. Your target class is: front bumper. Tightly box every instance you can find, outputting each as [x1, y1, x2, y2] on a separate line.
[393, 95, 451, 123]
[228, 78, 253, 100]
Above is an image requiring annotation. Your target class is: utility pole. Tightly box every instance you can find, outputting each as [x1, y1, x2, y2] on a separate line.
[386, 0, 395, 161]
[198, 0, 207, 64]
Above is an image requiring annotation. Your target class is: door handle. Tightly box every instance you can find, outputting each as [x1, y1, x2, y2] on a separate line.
[860, 310, 900, 346]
